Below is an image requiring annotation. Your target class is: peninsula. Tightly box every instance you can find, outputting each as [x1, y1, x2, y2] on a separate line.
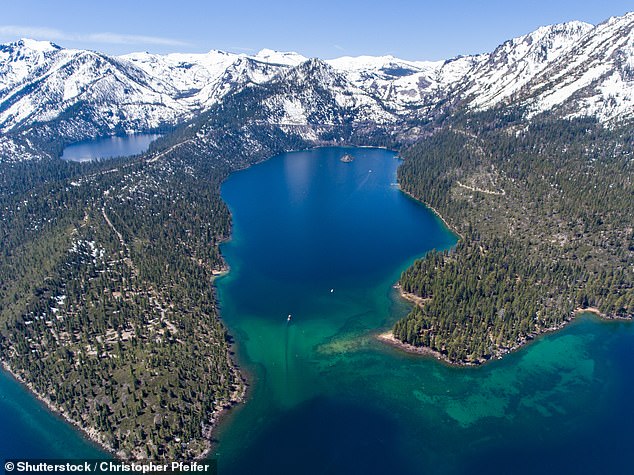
[0, 11, 633, 460]
[391, 115, 633, 365]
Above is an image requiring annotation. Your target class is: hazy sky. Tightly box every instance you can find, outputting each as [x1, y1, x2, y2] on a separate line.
[0, 0, 631, 60]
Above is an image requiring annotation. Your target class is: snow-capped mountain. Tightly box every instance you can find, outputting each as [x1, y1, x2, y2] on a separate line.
[454, 21, 594, 109]
[0, 39, 61, 95]
[121, 49, 241, 105]
[0, 39, 188, 134]
[121, 48, 306, 109]
[0, 42, 301, 137]
[325, 54, 485, 110]
[0, 11, 633, 162]
[325, 55, 442, 109]
[262, 59, 397, 128]
[518, 12, 634, 122]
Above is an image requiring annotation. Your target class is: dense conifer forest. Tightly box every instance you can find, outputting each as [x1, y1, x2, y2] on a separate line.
[1, 75, 632, 459]
[394, 113, 634, 363]
[0, 63, 401, 459]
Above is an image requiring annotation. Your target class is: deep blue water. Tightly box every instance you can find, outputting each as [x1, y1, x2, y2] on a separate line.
[215, 147, 634, 475]
[60, 134, 160, 162]
[0, 370, 107, 460]
[2, 145, 633, 475]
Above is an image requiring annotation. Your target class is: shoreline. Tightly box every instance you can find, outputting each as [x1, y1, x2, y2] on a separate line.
[1, 361, 119, 458]
[394, 283, 431, 308]
[388, 185, 632, 365]
[198, 359, 247, 460]
[375, 331, 475, 366]
[378, 306, 632, 366]
[211, 264, 230, 280]
[397, 186, 464, 240]
[1, 336, 246, 461]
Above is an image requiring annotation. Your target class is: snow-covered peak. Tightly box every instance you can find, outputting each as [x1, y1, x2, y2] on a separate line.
[327, 54, 443, 77]
[530, 20, 593, 40]
[602, 10, 634, 27]
[326, 55, 446, 110]
[121, 48, 306, 109]
[435, 55, 487, 84]
[329, 54, 401, 70]
[13, 38, 61, 53]
[121, 49, 242, 108]
[0, 37, 62, 62]
[456, 20, 595, 109]
[0, 38, 65, 98]
[245, 57, 397, 128]
[253, 48, 307, 66]
[519, 11, 634, 122]
[277, 58, 343, 87]
[122, 49, 239, 71]
[2, 10, 634, 160]
[162, 49, 237, 67]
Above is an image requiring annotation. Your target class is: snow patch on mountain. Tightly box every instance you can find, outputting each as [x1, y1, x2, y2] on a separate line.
[122, 50, 240, 105]
[1, 12, 634, 162]
[523, 12, 634, 122]
[0, 39, 62, 97]
[326, 55, 443, 108]
[253, 49, 307, 66]
[0, 48, 188, 133]
[459, 21, 594, 109]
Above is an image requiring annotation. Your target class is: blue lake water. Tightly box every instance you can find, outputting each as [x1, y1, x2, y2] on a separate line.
[215, 147, 634, 475]
[2, 145, 633, 475]
[0, 370, 107, 460]
[61, 134, 160, 162]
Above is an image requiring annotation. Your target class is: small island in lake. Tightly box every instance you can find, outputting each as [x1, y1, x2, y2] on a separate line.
[340, 154, 354, 163]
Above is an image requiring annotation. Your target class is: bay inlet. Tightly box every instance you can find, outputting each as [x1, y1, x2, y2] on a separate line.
[1, 146, 633, 475]
[214, 147, 634, 475]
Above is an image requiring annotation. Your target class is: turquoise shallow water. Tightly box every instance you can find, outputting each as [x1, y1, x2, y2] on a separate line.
[215, 147, 634, 475]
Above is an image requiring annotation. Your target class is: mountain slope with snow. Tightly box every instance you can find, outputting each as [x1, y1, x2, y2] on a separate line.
[454, 21, 594, 109]
[518, 12, 634, 122]
[0, 11, 633, 162]
[326, 54, 488, 111]
[0, 40, 188, 135]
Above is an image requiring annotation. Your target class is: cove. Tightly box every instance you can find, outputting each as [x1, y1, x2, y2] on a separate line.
[215, 147, 634, 475]
[61, 134, 161, 162]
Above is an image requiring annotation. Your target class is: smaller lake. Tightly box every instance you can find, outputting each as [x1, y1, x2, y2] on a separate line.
[61, 134, 161, 162]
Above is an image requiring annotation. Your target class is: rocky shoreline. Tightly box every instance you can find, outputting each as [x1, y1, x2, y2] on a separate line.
[397, 186, 464, 240]
[2, 349, 246, 461]
[1, 361, 120, 457]
[379, 306, 632, 367]
[394, 284, 431, 308]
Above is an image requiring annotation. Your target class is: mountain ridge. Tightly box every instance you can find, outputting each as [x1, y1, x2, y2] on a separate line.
[0, 13, 632, 460]
[0, 12, 633, 162]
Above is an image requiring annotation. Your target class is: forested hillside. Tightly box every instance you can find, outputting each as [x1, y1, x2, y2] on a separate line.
[0, 110, 315, 458]
[1, 12, 633, 456]
[394, 114, 634, 363]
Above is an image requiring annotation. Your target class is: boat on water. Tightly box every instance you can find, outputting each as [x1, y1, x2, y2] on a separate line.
[287, 314, 292, 322]
[340, 154, 354, 163]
